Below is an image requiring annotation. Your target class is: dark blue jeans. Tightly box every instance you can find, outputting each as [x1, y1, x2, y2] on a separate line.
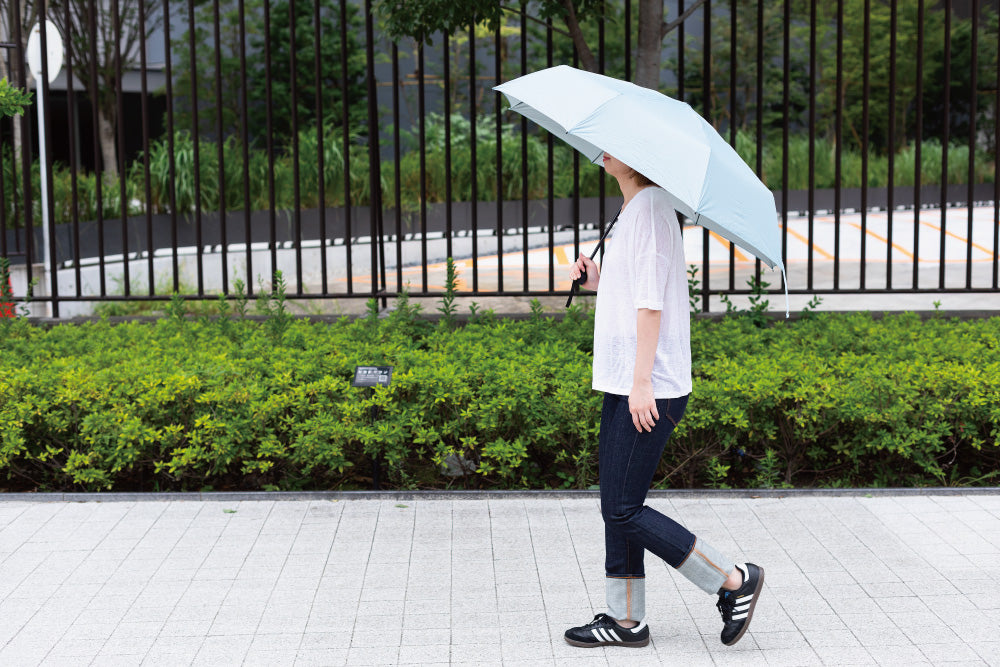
[600, 392, 694, 578]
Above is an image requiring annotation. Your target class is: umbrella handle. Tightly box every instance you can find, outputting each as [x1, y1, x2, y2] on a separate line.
[565, 208, 622, 309]
[565, 257, 597, 307]
[565, 276, 583, 308]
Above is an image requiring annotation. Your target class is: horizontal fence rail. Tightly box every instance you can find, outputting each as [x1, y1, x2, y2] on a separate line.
[1, 0, 998, 317]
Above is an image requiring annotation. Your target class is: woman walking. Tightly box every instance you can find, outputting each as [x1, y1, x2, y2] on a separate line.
[565, 153, 764, 648]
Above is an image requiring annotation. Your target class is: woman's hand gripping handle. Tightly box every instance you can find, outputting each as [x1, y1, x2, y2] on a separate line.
[567, 254, 600, 307]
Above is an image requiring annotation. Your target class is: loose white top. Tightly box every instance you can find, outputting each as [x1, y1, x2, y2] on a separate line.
[592, 186, 692, 399]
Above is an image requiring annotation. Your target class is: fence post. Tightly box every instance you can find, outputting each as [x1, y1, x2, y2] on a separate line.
[363, 0, 385, 304]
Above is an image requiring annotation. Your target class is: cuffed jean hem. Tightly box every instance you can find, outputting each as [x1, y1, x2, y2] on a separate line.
[676, 536, 736, 594]
[606, 576, 645, 622]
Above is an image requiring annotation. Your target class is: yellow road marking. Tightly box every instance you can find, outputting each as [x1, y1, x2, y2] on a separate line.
[846, 222, 915, 260]
[706, 231, 749, 262]
[917, 220, 995, 258]
[779, 225, 835, 260]
[555, 245, 570, 265]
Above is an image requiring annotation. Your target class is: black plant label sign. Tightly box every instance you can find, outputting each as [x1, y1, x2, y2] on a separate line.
[352, 366, 393, 388]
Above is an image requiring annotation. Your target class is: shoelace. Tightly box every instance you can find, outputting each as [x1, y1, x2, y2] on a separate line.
[716, 591, 735, 621]
[584, 613, 612, 629]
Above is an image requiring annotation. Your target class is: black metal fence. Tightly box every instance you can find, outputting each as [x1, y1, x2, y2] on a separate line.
[1, 0, 998, 317]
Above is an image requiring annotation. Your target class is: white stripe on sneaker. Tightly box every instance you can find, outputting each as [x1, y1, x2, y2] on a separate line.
[608, 629, 622, 642]
[591, 629, 604, 642]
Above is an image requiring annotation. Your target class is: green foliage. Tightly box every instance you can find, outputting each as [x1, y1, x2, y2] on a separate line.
[0, 311, 997, 493]
[170, 0, 367, 144]
[679, 0, 999, 156]
[437, 257, 459, 328]
[388, 113, 605, 211]
[687, 265, 702, 313]
[0, 78, 32, 118]
[733, 132, 995, 190]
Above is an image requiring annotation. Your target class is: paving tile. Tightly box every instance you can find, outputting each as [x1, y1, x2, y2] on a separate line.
[397, 643, 452, 664]
[867, 643, 933, 665]
[2, 494, 997, 665]
[294, 648, 348, 666]
[918, 642, 988, 663]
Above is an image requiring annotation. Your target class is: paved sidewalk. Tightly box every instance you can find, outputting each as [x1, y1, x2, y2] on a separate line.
[1, 492, 998, 666]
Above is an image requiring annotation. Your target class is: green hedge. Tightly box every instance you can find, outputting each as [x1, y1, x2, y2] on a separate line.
[1, 305, 998, 492]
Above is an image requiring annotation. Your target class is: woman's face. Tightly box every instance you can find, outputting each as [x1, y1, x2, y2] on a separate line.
[602, 153, 631, 180]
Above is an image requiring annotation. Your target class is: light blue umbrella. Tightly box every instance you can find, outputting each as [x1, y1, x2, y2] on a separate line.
[494, 65, 786, 289]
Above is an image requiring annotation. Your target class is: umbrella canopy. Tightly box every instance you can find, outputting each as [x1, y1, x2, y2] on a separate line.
[494, 65, 785, 275]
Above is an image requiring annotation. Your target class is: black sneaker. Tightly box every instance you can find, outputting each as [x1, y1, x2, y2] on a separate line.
[716, 563, 764, 646]
[564, 613, 650, 648]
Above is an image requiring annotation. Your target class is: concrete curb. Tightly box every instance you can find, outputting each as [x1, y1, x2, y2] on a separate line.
[1, 486, 998, 502]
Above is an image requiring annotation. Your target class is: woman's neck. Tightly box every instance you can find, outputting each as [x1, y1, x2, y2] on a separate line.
[617, 176, 650, 210]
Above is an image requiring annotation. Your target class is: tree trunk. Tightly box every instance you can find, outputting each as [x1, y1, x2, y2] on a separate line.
[560, 0, 598, 72]
[634, 0, 665, 89]
[97, 107, 118, 176]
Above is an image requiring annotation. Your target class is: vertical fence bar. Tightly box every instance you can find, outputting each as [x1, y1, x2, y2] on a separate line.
[678, 0, 685, 100]
[363, 0, 383, 301]
[625, 0, 631, 81]
[57, 12, 77, 291]
[238, 0, 253, 296]
[966, 0, 979, 289]
[0, 116, 6, 259]
[860, 0, 870, 289]
[754, 0, 763, 285]
[939, 0, 951, 288]
[807, 0, 816, 293]
[781, 0, 789, 278]
[338, 0, 351, 293]
[9, 2, 30, 268]
[547, 22, 554, 292]
[287, 1, 306, 294]
[887, 0, 897, 289]
[418, 42, 427, 291]
[14, 0, 32, 284]
[162, 0, 180, 292]
[0, 82, 8, 258]
[113, 0, 129, 303]
[494, 28, 503, 293]
[571, 45, 579, 271]
[444, 35, 452, 262]
[289, 0, 303, 294]
[598, 3, 605, 245]
[187, 0, 205, 296]
[265, 0, 279, 290]
[520, 3, 529, 292]
[87, 0, 104, 297]
[214, 0, 229, 294]
[392, 44, 403, 292]
[835, 0, 844, 290]
[700, 0, 710, 312]
[139, 0, 154, 297]
[913, 0, 924, 289]
[728, 0, 736, 292]
[39, 2, 58, 315]
[313, 0, 326, 294]
[994, 12, 999, 290]
[470, 25, 479, 293]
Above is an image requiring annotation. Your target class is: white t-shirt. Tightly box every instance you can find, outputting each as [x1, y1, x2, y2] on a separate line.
[591, 186, 692, 399]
